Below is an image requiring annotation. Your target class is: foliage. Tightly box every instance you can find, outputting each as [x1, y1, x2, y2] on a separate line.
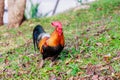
[30, 2, 39, 18]
[25, 0, 39, 19]
[24, 0, 52, 19]
[77, 0, 82, 3]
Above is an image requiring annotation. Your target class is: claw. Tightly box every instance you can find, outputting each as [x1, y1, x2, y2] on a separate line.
[50, 61, 56, 67]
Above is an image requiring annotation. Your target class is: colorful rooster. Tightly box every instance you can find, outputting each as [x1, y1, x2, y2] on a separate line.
[33, 21, 65, 62]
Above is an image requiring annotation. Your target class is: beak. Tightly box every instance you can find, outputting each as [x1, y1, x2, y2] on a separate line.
[51, 22, 56, 28]
[51, 22, 53, 26]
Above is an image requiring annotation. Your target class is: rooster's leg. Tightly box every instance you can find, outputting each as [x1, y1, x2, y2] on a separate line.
[52, 54, 59, 61]
[50, 54, 58, 67]
[37, 58, 44, 68]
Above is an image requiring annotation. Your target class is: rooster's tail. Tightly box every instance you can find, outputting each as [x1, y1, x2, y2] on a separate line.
[33, 25, 50, 51]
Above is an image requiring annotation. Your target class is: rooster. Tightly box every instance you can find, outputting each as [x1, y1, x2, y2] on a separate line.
[33, 21, 65, 63]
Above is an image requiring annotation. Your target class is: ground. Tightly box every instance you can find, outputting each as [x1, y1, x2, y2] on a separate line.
[0, 0, 120, 79]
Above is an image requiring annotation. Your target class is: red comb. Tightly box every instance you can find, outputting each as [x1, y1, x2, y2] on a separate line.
[51, 21, 62, 28]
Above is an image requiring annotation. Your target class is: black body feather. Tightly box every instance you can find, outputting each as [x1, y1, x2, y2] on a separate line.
[42, 44, 64, 61]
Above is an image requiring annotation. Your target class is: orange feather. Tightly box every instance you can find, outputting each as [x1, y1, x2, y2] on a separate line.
[38, 28, 64, 53]
[46, 29, 64, 47]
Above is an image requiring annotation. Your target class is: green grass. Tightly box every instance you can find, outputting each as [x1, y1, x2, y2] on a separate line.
[0, 0, 120, 79]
